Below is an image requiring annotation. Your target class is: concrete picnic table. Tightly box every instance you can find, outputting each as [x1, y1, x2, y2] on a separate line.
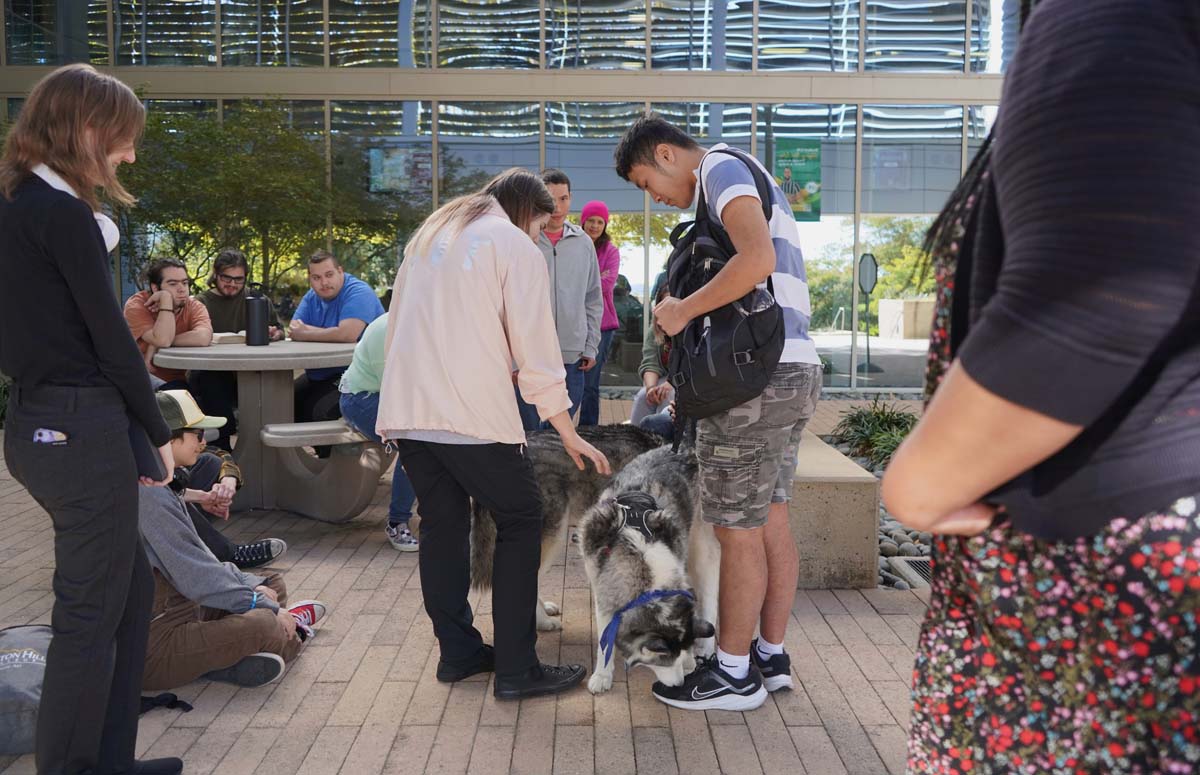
[154, 341, 389, 521]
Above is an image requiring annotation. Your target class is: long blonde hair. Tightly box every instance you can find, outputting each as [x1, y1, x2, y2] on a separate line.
[0, 64, 144, 210]
[405, 168, 554, 261]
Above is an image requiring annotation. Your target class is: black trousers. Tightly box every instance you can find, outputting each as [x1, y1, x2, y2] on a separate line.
[188, 370, 237, 451]
[183, 451, 235, 563]
[294, 375, 342, 457]
[396, 440, 543, 677]
[4, 385, 154, 775]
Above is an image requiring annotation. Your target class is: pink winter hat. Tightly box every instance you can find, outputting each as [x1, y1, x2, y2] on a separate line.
[580, 200, 610, 226]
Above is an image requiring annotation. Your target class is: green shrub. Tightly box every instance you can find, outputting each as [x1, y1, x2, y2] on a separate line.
[830, 399, 918, 463]
[866, 427, 911, 469]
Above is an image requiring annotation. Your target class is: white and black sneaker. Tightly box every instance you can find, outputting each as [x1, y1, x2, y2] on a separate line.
[751, 639, 794, 692]
[650, 655, 768, 711]
[232, 538, 288, 569]
[386, 523, 419, 552]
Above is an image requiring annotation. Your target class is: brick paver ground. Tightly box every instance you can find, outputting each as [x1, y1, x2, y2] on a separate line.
[0, 400, 927, 775]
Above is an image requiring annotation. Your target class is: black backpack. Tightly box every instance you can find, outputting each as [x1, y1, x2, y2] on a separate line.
[664, 148, 785, 420]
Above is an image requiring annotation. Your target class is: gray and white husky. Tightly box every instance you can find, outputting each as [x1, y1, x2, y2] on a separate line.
[469, 424, 665, 631]
[578, 446, 720, 694]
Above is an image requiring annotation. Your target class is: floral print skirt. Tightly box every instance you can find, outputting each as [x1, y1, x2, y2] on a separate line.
[909, 495, 1200, 774]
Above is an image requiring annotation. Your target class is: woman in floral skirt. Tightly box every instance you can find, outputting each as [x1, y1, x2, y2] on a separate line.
[883, 1, 1200, 773]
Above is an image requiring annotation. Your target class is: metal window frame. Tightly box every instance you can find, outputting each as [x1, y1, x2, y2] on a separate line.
[0, 1, 1000, 393]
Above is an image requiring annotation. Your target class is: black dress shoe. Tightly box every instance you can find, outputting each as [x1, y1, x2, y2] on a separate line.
[493, 662, 585, 700]
[436, 644, 495, 683]
[101, 757, 184, 775]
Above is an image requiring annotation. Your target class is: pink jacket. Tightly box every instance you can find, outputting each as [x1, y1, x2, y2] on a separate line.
[377, 200, 571, 445]
[597, 241, 621, 332]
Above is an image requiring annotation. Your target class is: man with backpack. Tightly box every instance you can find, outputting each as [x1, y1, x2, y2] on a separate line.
[614, 115, 822, 711]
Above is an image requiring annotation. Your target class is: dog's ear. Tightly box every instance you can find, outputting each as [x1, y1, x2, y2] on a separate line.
[692, 619, 715, 639]
[643, 637, 673, 655]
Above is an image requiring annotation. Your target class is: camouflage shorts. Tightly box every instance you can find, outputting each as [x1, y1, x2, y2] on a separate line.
[695, 362, 823, 529]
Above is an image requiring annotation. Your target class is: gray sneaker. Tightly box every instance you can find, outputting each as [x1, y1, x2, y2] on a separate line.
[386, 523, 419, 552]
[203, 652, 285, 687]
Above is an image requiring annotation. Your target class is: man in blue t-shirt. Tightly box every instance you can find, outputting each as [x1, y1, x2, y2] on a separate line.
[289, 251, 384, 429]
[614, 114, 823, 713]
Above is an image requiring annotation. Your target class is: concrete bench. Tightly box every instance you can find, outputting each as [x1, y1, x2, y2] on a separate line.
[259, 420, 395, 524]
[789, 430, 880, 588]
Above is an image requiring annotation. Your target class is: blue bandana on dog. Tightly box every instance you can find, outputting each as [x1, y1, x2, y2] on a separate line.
[598, 589, 694, 667]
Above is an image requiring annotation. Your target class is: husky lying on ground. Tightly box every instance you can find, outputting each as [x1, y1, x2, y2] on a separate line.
[578, 446, 720, 694]
[469, 424, 665, 630]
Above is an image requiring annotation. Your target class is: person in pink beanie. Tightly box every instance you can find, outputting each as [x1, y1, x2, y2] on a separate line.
[578, 200, 621, 426]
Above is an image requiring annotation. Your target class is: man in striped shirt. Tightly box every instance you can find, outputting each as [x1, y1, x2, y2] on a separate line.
[615, 115, 822, 712]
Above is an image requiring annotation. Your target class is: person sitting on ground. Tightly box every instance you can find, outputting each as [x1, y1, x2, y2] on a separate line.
[632, 271, 674, 439]
[138, 389, 327, 690]
[174, 428, 289, 569]
[124, 257, 213, 390]
[289, 250, 384, 429]
[192, 248, 283, 450]
[339, 312, 419, 552]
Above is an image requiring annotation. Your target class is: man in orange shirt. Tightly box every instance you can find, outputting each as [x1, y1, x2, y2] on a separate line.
[124, 258, 213, 389]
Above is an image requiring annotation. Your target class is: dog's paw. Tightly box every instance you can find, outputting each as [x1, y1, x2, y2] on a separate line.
[536, 617, 562, 632]
[682, 652, 696, 674]
[587, 671, 613, 694]
[541, 600, 561, 617]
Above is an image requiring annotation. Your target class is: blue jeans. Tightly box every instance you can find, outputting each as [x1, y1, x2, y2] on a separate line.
[339, 391, 417, 524]
[515, 360, 586, 432]
[579, 329, 615, 427]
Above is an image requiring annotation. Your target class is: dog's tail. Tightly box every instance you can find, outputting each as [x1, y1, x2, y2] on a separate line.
[469, 499, 497, 592]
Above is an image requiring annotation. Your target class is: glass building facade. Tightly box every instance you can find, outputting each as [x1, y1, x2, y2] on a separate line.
[1, 0, 1016, 390]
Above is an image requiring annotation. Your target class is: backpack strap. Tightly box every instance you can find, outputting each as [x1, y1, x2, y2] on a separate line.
[697, 147, 774, 225]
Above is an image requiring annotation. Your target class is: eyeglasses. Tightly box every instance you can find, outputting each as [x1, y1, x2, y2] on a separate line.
[217, 274, 247, 285]
[187, 429, 205, 441]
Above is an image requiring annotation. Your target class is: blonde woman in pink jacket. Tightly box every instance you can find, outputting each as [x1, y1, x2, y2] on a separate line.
[377, 169, 611, 701]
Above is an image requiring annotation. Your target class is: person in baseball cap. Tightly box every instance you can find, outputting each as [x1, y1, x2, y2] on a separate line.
[157, 389, 227, 433]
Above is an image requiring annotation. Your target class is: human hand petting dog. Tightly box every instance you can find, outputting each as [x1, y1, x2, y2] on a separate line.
[546, 410, 611, 475]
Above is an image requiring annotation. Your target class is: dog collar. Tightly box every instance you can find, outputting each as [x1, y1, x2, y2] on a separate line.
[598, 589, 694, 668]
[614, 491, 658, 540]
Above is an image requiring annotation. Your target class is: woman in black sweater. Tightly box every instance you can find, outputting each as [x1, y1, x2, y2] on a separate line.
[883, 1, 1200, 772]
[0, 66, 179, 775]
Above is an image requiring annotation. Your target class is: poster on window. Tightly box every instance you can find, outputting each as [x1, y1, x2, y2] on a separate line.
[773, 139, 821, 222]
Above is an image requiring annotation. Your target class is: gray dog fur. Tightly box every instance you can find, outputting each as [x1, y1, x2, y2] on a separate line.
[469, 424, 665, 630]
[578, 446, 720, 694]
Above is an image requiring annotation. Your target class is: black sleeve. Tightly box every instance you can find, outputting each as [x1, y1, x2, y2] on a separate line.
[44, 198, 171, 445]
[267, 297, 281, 328]
[958, 0, 1200, 426]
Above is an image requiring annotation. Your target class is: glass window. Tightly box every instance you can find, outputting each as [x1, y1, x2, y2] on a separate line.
[865, 0, 966, 72]
[966, 103, 997, 158]
[220, 0, 324, 66]
[548, 0, 645, 70]
[331, 101, 434, 290]
[224, 99, 326, 140]
[114, 1, 216, 66]
[759, 0, 859, 71]
[971, 0, 1018, 73]
[329, 0, 432, 67]
[145, 99, 218, 119]
[649, 0, 751, 71]
[758, 103, 857, 387]
[436, 101, 539, 200]
[860, 104, 963, 388]
[5, 0, 108, 65]
[6, 98, 26, 120]
[438, 0, 538, 69]
[546, 101, 647, 387]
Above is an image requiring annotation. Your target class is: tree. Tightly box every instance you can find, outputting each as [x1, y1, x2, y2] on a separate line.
[862, 216, 936, 334]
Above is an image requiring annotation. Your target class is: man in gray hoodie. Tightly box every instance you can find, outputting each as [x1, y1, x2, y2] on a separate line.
[138, 390, 328, 690]
[515, 168, 603, 430]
